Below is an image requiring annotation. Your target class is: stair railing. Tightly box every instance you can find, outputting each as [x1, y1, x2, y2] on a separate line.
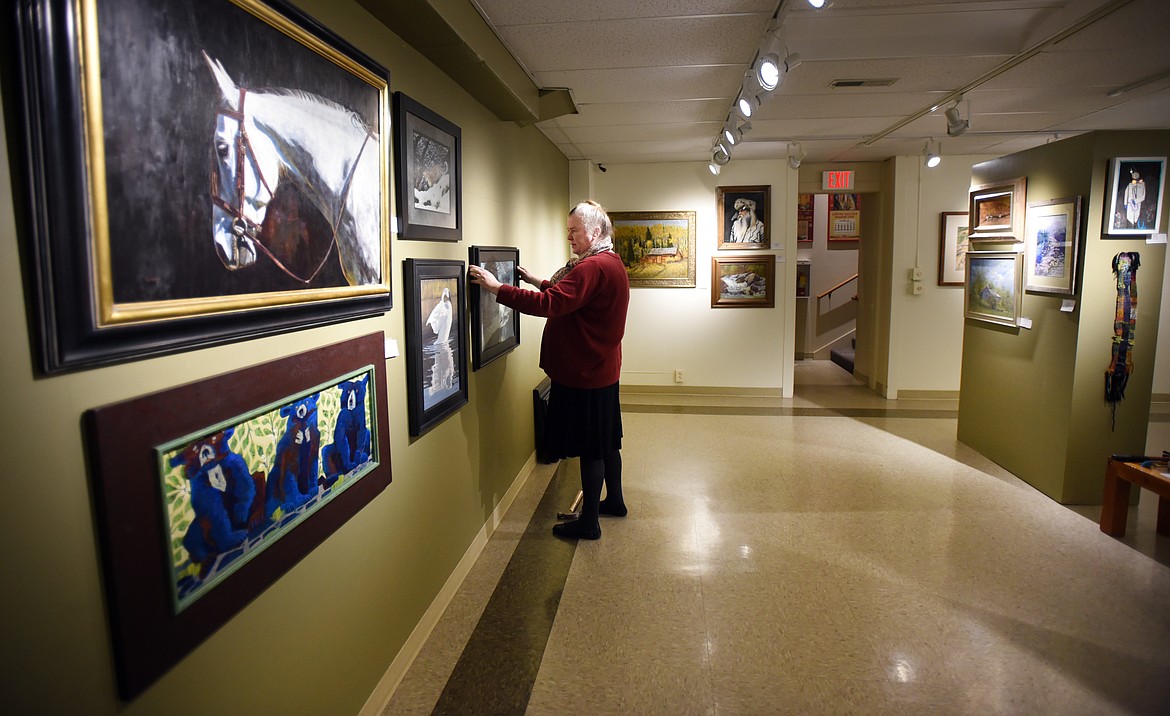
[817, 273, 858, 301]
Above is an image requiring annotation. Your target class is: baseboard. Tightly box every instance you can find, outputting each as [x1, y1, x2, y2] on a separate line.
[897, 390, 960, 400]
[1153, 393, 1169, 404]
[621, 385, 782, 397]
[358, 451, 540, 716]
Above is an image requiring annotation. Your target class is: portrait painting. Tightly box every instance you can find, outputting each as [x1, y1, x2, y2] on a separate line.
[468, 246, 521, 369]
[394, 93, 463, 241]
[13, 0, 392, 372]
[717, 185, 770, 249]
[1104, 157, 1166, 235]
[404, 259, 469, 436]
[610, 211, 697, 287]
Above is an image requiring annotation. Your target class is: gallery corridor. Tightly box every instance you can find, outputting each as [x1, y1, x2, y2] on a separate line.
[380, 361, 1170, 715]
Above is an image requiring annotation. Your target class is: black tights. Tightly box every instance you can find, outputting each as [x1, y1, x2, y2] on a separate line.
[578, 450, 622, 526]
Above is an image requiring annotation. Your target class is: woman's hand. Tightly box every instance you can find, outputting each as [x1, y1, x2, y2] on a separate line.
[468, 264, 502, 294]
[516, 265, 543, 288]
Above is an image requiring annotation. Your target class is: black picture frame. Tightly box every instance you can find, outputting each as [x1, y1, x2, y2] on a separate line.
[12, 0, 392, 374]
[394, 92, 463, 241]
[404, 259, 469, 436]
[468, 245, 521, 370]
[84, 333, 392, 700]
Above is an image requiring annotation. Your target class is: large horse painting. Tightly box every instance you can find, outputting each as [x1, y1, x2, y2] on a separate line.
[13, 0, 391, 372]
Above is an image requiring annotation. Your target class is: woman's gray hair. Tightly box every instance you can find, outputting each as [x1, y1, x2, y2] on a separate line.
[571, 199, 613, 240]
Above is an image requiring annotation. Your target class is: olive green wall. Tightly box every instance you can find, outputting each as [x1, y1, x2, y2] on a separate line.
[957, 132, 1167, 503]
[0, 1, 566, 713]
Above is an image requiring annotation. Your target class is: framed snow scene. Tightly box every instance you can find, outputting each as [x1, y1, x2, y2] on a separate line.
[1025, 196, 1082, 295]
[468, 246, 521, 370]
[84, 333, 392, 699]
[12, 0, 392, 374]
[711, 255, 776, 308]
[394, 92, 462, 241]
[404, 259, 469, 436]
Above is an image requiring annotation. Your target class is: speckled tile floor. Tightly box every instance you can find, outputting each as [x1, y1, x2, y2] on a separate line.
[382, 361, 1170, 716]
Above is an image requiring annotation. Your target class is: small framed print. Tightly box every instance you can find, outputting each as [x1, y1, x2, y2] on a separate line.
[394, 93, 462, 241]
[711, 255, 775, 308]
[1104, 157, 1165, 236]
[467, 245, 520, 370]
[938, 212, 970, 286]
[1025, 196, 1082, 295]
[717, 185, 770, 249]
[968, 177, 1026, 242]
[965, 251, 1022, 327]
[404, 259, 468, 436]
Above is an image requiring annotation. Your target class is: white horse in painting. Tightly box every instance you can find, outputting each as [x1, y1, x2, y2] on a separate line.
[203, 51, 381, 286]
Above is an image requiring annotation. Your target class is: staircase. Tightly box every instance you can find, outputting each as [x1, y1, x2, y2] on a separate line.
[830, 337, 855, 374]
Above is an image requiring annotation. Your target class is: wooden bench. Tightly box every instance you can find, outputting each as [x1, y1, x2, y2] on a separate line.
[1100, 457, 1170, 537]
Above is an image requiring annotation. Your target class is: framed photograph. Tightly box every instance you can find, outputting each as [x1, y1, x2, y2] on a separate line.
[1104, 157, 1166, 235]
[711, 255, 776, 308]
[394, 92, 462, 241]
[610, 211, 697, 287]
[828, 193, 861, 241]
[968, 177, 1027, 242]
[84, 333, 392, 699]
[965, 251, 1022, 327]
[938, 212, 970, 286]
[1025, 196, 1082, 295]
[717, 185, 770, 249]
[797, 193, 814, 243]
[796, 261, 811, 298]
[468, 246, 521, 370]
[404, 259, 469, 436]
[13, 0, 392, 374]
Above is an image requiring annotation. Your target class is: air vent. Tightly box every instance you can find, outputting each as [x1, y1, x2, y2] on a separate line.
[830, 78, 898, 88]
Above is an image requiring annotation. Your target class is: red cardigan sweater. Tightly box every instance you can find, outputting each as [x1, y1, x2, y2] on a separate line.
[496, 251, 630, 389]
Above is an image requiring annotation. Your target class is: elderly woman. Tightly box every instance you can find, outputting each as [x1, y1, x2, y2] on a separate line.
[469, 200, 630, 540]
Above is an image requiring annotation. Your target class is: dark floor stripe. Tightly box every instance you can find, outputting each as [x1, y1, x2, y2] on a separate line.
[622, 403, 958, 419]
[431, 461, 579, 715]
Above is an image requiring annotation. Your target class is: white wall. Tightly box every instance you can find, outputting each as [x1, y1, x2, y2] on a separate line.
[584, 161, 795, 394]
[886, 155, 997, 396]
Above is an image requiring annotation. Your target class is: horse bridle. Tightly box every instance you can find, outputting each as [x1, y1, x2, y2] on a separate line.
[209, 86, 374, 285]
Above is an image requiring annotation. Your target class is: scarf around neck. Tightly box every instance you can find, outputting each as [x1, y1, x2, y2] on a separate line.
[549, 237, 614, 285]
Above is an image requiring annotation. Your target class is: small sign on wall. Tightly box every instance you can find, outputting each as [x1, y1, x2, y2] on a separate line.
[822, 170, 855, 191]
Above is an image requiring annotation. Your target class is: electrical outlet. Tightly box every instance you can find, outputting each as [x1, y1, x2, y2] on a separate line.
[912, 283, 925, 295]
[909, 267, 923, 281]
[674, 369, 684, 383]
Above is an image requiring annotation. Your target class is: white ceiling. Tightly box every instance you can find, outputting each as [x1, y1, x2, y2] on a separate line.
[470, 0, 1170, 166]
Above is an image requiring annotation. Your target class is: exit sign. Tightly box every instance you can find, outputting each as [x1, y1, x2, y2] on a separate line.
[822, 170, 855, 191]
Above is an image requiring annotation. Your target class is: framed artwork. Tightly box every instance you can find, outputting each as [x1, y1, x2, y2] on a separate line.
[828, 193, 861, 241]
[938, 211, 970, 286]
[711, 255, 776, 308]
[965, 251, 1022, 327]
[1104, 157, 1166, 235]
[796, 261, 811, 298]
[394, 92, 462, 241]
[610, 211, 697, 287]
[468, 245, 521, 370]
[717, 185, 770, 249]
[968, 177, 1027, 242]
[12, 0, 392, 374]
[797, 193, 814, 243]
[1025, 196, 1082, 295]
[404, 259, 469, 436]
[84, 333, 392, 699]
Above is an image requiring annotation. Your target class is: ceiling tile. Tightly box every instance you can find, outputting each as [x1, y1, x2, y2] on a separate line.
[535, 66, 747, 104]
[474, 0, 778, 26]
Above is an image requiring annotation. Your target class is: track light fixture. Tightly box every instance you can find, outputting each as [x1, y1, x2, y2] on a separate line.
[723, 119, 751, 147]
[787, 142, 805, 170]
[945, 101, 968, 137]
[923, 139, 941, 168]
[712, 141, 731, 167]
[709, 161, 721, 176]
[807, 0, 834, 8]
[737, 90, 761, 120]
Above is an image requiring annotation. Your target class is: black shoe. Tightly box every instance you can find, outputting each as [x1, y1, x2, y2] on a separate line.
[552, 519, 601, 540]
[598, 499, 627, 517]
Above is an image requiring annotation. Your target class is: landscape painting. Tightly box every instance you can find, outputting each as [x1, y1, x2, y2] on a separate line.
[965, 252, 1021, 326]
[610, 211, 697, 287]
[1025, 196, 1081, 295]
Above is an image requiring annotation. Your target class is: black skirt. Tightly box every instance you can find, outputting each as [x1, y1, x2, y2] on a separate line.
[545, 381, 623, 460]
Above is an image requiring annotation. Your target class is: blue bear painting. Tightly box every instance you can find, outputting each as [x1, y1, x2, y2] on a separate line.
[168, 427, 265, 579]
[264, 394, 320, 523]
[321, 374, 372, 488]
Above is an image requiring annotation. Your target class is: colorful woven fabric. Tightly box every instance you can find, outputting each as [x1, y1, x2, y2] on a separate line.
[1105, 252, 1140, 427]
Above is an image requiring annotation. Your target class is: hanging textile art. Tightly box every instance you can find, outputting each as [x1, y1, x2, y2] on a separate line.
[1104, 251, 1140, 429]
